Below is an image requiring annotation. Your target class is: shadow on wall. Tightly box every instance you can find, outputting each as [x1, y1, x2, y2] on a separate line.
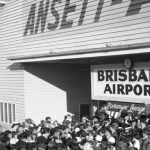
[24, 63, 91, 120]
[7, 63, 24, 70]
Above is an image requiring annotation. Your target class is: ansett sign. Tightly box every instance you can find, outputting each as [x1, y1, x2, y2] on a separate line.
[23, 0, 150, 36]
[91, 64, 150, 103]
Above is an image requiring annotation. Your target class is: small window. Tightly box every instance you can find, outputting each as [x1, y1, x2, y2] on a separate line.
[13, 104, 16, 122]
[0, 102, 15, 124]
[9, 104, 12, 124]
[1, 103, 3, 122]
[4, 103, 8, 123]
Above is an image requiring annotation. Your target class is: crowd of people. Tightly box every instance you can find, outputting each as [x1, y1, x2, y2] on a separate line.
[0, 106, 150, 150]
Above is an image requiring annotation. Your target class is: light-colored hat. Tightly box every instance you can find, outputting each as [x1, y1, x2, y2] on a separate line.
[108, 136, 115, 144]
[74, 127, 80, 132]
[95, 135, 102, 142]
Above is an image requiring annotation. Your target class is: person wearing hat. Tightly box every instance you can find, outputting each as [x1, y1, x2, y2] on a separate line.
[140, 118, 147, 130]
[15, 132, 28, 150]
[93, 135, 102, 150]
[36, 127, 50, 149]
[45, 116, 52, 123]
[140, 127, 150, 150]
[0, 135, 10, 150]
[9, 131, 18, 149]
[107, 136, 116, 150]
[37, 142, 47, 150]
[83, 141, 94, 150]
[116, 136, 130, 150]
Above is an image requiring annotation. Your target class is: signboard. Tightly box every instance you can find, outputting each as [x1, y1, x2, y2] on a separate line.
[91, 63, 150, 103]
[107, 101, 145, 113]
[23, 0, 150, 36]
[22, 0, 150, 54]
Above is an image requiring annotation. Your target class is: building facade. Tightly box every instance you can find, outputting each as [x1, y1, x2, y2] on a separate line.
[0, 0, 150, 126]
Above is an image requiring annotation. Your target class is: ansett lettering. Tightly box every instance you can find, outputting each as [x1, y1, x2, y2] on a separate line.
[24, 0, 149, 36]
[98, 69, 150, 96]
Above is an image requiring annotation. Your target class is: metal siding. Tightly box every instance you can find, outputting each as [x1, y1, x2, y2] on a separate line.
[0, 0, 149, 56]
[0, 0, 25, 125]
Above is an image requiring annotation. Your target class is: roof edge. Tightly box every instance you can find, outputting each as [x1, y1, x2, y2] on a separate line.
[8, 42, 150, 61]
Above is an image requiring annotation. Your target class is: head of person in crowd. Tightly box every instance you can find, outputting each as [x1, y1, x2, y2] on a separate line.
[63, 114, 72, 124]
[61, 130, 72, 140]
[0, 135, 10, 147]
[130, 119, 137, 129]
[17, 125, 24, 135]
[66, 139, 80, 150]
[107, 136, 116, 149]
[105, 128, 112, 139]
[25, 118, 35, 125]
[27, 132, 37, 143]
[9, 131, 18, 146]
[45, 116, 52, 123]
[44, 121, 51, 129]
[83, 141, 94, 150]
[17, 131, 28, 142]
[37, 142, 47, 150]
[52, 120, 59, 128]
[140, 118, 147, 129]
[117, 136, 130, 150]
[81, 116, 89, 124]
[4, 130, 12, 139]
[41, 127, 50, 139]
[98, 127, 106, 137]
[91, 116, 99, 125]
[86, 131, 94, 142]
[95, 134, 102, 145]
[53, 129, 61, 139]
[142, 127, 150, 139]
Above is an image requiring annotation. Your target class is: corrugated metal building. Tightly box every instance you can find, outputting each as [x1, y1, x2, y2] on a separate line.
[0, 0, 150, 126]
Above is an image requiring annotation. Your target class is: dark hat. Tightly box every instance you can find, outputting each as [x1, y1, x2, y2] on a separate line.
[4, 130, 11, 136]
[41, 127, 50, 134]
[111, 118, 119, 126]
[60, 124, 68, 130]
[38, 143, 47, 149]
[143, 127, 150, 135]
[131, 119, 136, 123]
[140, 118, 147, 123]
[18, 132, 28, 139]
[0, 136, 10, 143]
[25, 118, 34, 124]
[118, 141, 126, 148]
[45, 116, 51, 120]
[79, 130, 87, 137]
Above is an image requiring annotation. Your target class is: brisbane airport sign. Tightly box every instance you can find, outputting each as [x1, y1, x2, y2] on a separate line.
[23, 0, 150, 36]
[91, 65, 150, 102]
[98, 69, 150, 96]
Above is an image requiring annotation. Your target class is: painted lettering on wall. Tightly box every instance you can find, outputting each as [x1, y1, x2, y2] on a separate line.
[24, 0, 149, 36]
[107, 102, 145, 112]
[97, 69, 150, 96]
